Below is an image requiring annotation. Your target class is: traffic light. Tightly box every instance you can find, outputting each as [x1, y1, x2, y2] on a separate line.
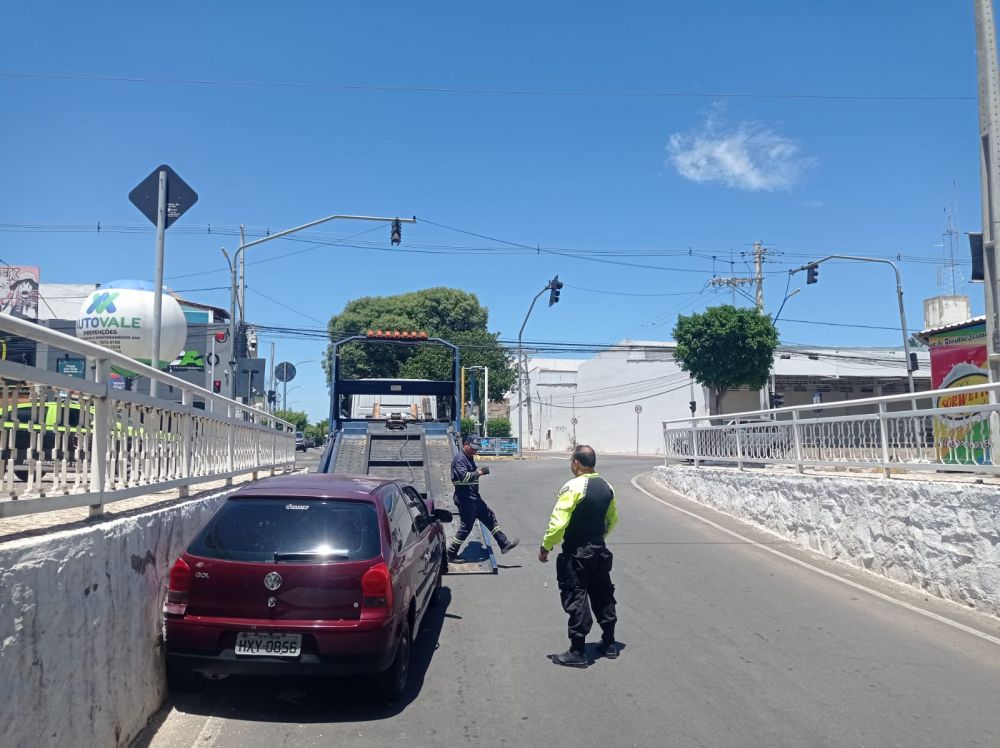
[267, 390, 277, 405]
[769, 391, 785, 408]
[806, 263, 819, 284]
[390, 218, 402, 246]
[548, 275, 563, 306]
[909, 352, 919, 372]
[212, 380, 222, 394]
[689, 400, 697, 415]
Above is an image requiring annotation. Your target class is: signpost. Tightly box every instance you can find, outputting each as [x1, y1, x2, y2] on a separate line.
[129, 165, 198, 396]
[634, 404, 643, 455]
[275, 361, 297, 411]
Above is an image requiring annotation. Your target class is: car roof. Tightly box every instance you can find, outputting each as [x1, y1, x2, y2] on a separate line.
[231, 472, 398, 501]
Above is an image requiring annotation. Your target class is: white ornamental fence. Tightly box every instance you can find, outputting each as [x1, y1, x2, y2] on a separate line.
[662, 380, 1000, 477]
[0, 314, 295, 518]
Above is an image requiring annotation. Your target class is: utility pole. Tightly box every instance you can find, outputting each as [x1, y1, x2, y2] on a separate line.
[517, 277, 563, 458]
[753, 240, 766, 312]
[975, 0, 1000, 389]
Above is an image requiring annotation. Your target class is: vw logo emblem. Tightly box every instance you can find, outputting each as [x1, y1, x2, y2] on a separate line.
[264, 572, 283, 591]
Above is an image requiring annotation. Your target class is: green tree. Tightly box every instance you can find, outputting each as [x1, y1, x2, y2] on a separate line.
[306, 419, 329, 441]
[275, 409, 309, 431]
[324, 288, 516, 401]
[672, 305, 778, 415]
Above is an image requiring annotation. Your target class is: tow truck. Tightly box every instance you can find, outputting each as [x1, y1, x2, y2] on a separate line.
[318, 330, 496, 574]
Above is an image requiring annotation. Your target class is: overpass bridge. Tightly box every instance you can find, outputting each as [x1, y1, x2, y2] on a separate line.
[2, 317, 1000, 747]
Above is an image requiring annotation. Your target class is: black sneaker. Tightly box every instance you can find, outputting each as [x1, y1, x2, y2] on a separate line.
[549, 649, 588, 668]
[500, 537, 520, 554]
[597, 641, 620, 659]
[446, 549, 462, 564]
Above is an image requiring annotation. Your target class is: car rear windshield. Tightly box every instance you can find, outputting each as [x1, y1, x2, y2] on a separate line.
[188, 498, 381, 563]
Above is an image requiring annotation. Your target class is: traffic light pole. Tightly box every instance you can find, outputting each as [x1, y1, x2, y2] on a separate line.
[795, 255, 916, 395]
[222, 214, 416, 399]
[517, 277, 562, 457]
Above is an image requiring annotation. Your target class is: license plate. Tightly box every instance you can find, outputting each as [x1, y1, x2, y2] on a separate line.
[234, 632, 302, 657]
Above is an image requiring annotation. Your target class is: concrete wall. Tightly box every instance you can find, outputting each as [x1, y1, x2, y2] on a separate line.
[0, 491, 230, 748]
[652, 466, 1000, 617]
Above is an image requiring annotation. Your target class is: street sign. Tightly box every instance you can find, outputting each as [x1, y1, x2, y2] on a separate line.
[57, 357, 86, 378]
[570, 417, 578, 425]
[128, 164, 198, 228]
[275, 361, 297, 383]
[635, 405, 643, 414]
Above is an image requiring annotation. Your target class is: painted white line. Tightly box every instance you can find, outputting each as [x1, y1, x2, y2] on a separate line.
[629, 474, 1000, 649]
[191, 713, 226, 748]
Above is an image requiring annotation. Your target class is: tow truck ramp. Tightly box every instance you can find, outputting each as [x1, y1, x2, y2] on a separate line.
[320, 331, 496, 574]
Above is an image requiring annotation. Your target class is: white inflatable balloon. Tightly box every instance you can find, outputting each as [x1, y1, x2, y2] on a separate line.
[76, 286, 187, 366]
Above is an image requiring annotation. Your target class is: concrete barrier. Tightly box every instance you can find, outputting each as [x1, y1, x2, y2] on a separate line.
[652, 466, 1000, 618]
[0, 490, 231, 748]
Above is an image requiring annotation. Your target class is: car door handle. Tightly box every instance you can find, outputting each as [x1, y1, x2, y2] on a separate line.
[422, 550, 432, 561]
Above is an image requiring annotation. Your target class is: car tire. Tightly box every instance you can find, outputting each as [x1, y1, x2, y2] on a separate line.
[376, 619, 411, 702]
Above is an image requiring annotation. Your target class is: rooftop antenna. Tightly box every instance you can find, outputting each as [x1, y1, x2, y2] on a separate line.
[936, 183, 964, 294]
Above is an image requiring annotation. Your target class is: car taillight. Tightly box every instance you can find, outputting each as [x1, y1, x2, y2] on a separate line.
[361, 562, 393, 619]
[163, 557, 190, 616]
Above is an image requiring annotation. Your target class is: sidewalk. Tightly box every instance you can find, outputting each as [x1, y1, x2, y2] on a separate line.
[0, 470, 295, 546]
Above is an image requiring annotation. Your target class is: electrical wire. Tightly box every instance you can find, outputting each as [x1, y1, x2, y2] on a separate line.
[0, 71, 976, 103]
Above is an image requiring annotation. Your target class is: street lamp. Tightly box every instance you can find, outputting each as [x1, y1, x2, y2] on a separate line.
[517, 276, 564, 457]
[223, 213, 416, 397]
[281, 359, 313, 413]
[463, 365, 490, 436]
[282, 384, 302, 410]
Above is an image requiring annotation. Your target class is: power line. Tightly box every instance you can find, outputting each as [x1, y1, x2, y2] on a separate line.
[0, 71, 976, 103]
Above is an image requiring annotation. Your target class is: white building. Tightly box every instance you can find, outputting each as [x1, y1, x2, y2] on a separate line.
[509, 340, 931, 456]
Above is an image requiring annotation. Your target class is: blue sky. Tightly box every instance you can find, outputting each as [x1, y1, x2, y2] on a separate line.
[0, 1, 988, 420]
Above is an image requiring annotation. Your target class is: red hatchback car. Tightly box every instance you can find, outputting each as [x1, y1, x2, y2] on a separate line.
[163, 473, 451, 700]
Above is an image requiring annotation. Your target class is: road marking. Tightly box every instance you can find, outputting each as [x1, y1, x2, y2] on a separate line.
[191, 712, 226, 748]
[630, 473, 1000, 649]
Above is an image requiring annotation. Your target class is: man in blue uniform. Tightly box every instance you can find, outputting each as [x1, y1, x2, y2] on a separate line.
[447, 435, 519, 562]
[539, 444, 619, 668]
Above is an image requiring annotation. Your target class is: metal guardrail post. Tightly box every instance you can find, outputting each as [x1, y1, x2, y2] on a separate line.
[226, 403, 235, 486]
[792, 410, 804, 474]
[877, 402, 892, 478]
[735, 421, 744, 471]
[89, 359, 110, 517]
[690, 418, 700, 467]
[179, 388, 193, 497]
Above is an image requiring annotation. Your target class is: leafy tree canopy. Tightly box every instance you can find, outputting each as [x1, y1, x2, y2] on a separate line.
[672, 305, 778, 412]
[324, 287, 516, 401]
[275, 409, 309, 431]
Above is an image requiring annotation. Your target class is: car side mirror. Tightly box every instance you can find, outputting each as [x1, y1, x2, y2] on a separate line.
[432, 508, 453, 523]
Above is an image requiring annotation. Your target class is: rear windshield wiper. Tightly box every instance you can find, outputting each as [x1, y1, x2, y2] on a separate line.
[273, 550, 352, 562]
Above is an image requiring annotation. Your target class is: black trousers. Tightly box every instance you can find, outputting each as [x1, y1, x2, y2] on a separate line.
[452, 495, 500, 543]
[556, 543, 617, 650]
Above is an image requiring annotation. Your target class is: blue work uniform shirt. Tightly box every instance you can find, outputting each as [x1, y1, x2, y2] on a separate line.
[451, 450, 482, 502]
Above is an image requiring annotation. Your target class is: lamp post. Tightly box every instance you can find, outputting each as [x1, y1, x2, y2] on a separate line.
[283, 359, 313, 413]
[463, 365, 489, 436]
[282, 385, 302, 410]
[222, 213, 416, 397]
[517, 277, 563, 457]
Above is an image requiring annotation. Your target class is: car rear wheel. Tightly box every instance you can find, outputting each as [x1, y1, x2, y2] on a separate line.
[375, 620, 411, 701]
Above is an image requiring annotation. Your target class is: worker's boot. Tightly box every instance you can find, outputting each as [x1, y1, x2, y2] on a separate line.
[446, 542, 463, 564]
[493, 530, 520, 554]
[550, 642, 589, 668]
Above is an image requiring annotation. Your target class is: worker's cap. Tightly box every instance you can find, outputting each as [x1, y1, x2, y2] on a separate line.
[463, 435, 480, 449]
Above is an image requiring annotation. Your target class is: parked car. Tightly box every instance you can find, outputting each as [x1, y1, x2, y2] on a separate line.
[163, 473, 452, 700]
[304, 436, 316, 449]
[295, 431, 306, 451]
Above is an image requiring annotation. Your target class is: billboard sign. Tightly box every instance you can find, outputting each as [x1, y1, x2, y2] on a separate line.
[926, 321, 990, 465]
[0, 266, 40, 320]
[75, 281, 187, 368]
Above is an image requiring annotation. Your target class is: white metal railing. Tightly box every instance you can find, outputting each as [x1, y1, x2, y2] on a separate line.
[662, 381, 999, 477]
[0, 314, 295, 518]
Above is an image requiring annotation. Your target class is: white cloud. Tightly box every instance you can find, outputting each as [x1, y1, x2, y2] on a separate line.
[666, 114, 814, 192]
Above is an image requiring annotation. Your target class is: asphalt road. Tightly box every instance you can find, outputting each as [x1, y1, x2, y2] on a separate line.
[139, 455, 1000, 748]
